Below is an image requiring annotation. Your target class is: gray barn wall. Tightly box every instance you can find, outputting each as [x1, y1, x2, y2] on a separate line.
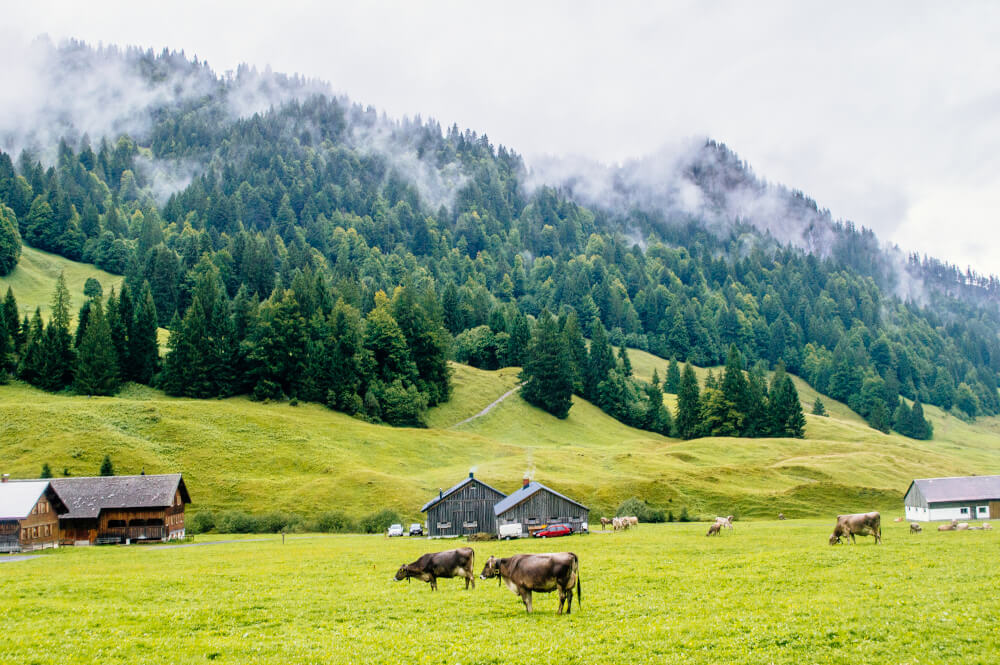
[425, 480, 506, 537]
[496, 489, 589, 532]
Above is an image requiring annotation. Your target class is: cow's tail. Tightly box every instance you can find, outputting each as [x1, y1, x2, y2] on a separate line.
[574, 554, 582, 608]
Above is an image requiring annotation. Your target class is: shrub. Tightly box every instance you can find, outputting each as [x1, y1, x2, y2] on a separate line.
[359, 508, 402, 534]
[216, 510, 260, 533]
[258, 512, 301, 533]
[189, 511, 216, 534]
[83, 277, 103, 299]
[616, 496, 666, 523]
[312, 511, 356, 533]
[679, 506, 691, 522]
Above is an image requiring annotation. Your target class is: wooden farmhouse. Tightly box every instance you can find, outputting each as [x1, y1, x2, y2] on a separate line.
[904, 475, 1000, 522]
[0, 477, 68, 553]
[494, 478, 589, 535]
[421, 472, 507, 537]
[50, 474, 191, 545]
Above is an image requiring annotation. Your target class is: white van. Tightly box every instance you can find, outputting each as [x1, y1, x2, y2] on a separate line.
[498, 522, 523, 540]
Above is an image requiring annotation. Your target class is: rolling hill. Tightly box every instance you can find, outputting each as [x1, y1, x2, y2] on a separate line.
[2, 354, 998, 522]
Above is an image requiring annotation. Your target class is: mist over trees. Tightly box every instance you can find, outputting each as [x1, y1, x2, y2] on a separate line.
[0, 42, 981, 439]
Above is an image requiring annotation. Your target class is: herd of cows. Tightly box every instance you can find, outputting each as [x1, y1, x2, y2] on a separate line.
[392, 511, 992, 614]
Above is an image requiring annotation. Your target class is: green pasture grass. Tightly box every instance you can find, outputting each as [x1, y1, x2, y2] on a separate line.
[0, 245, 123, 321]
[0, 521, 996, 664]
[424, 363, 521, 429]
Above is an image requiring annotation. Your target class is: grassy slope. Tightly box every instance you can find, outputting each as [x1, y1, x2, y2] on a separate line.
[1, 522, 997, 665]
[0, 245, 123, 321]
[2, 349, 1000, 520]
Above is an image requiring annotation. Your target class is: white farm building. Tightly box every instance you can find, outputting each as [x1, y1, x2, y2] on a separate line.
[904, 476, 1000, 522]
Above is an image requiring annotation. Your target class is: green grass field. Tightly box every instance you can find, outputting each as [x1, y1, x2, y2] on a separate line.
[1, 521, 996, 664]
[2, 352, 1000, 522]
[0, 245, 123, 321]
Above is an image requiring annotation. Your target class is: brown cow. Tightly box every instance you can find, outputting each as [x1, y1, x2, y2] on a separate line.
[707, 523, 722, 536]
[480, 553, 580, 614]
[600, 517, 612, 530]
[938, 522, 956, 532]
[394, 547, 476, 590]
[777, 513, 786, 520]
[909, 522, 922, 534]
[715, 515, 734, 531]
[955, 522, 970, 531]
[829, 512, 882, 545]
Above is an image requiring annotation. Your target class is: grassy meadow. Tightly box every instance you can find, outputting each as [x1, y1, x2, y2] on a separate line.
[3, 352, 1000, 521]
[0, 245, 123, 321]
[1, 521, 997, 664]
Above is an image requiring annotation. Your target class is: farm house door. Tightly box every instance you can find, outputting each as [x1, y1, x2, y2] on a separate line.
[990, 502, 1000, 519]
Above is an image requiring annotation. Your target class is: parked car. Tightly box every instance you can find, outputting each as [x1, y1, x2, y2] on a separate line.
[408, 523, 424, 537]
[533, 523, 572, 538]
[387, 523, 404, 537]
[498, 522, 523, 540]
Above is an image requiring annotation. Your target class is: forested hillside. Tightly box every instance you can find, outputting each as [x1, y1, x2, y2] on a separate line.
[0, 41, 998, 437]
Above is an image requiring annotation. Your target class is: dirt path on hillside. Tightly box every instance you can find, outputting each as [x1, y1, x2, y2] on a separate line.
[450, 385, 521, 428]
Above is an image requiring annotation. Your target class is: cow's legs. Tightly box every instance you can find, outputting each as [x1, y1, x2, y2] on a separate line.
[430, 576, 437, 591]
[565, 584, 573, 614]
[521, 590, 533, 613]
[465, 571, 475, 590]
[557, 589, 565, 615]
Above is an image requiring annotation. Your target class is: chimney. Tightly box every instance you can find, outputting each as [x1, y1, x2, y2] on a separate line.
[469, 471, 474, 480]
[1, 474, 8, 483]
[522, 476, 530, 488]
[439, 489, 443, 500]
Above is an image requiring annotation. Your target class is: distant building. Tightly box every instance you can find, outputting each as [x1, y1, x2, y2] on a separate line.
[421, 472, 507, 537]
[0, 476, 68, 553]
[50, 474, 191, 545]
[494, 478, 589, 535]
[904, 475, 1000, 522]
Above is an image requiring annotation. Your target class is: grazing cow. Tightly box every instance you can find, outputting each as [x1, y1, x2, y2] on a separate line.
[627, 516, 639, 528]
[829, 512, 882, 545]
[480, 553, 580, 614]
[613, 517, 629, 531]
[707, 522, 722, 536]
[778, 513, 786, 520]
[956, 522, 970, 531]
[600, 517, 612, 531]
[394, 547, 476, 591]
[909, 522, 922, 534]
[938, 522, 956, 532]
[715, 515, 734, 530]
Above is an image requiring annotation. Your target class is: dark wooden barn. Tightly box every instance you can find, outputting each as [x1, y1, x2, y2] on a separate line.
[421, 472, 507, 537]
[0, 477, 68, 553]
[50, 474, 191, 545]
[493, 478, 589, 535]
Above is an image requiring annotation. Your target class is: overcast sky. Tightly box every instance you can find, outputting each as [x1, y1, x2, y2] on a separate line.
[4, 1, 999, 273]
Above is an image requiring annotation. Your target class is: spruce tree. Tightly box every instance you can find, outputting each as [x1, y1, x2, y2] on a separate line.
[129, 283, 160, 384]
[17, 308, 45, 385]
[585, 321, 615, 400]
[560, 310, 588, 395]
[892, 400, 912, 435]
[768, 364, 806, 437]
[812, 397, 828, 416]
[2, 287, 19, 346]
[664, 356, 680, 393]
[74, 297, 120, 395]
[743, 363, 770, 436]
[720, 344, 749, 433]
[675, 362, 703, 439]
[37, 274, 75, 391]
[99, 455, 114, 476]
[74, 299, 92, 349]
[0, 315, 11, 382]
[40, 463, 52, 479]
[909, 399, 932, 440]
[520, 311, 574, 419]
[617, 345, 633, 377]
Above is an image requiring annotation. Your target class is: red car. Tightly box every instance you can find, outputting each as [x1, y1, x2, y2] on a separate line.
[534, 523, 572, 538]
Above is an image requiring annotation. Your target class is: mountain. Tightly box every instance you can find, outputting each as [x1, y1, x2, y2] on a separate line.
[0, 39, 998, 437]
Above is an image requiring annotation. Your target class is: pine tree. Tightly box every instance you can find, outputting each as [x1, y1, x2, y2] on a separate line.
[2, 287, 19, 346]
[812, 397, 828, 416]
[17, 308, 45, 385]
[720, 344, 749, 434]
[909, 399, 933, 440]
[73, 297, 120, 395]
[520, 311, 574, 419]
[37, 273, 75, 390]
[99, 455, 114, 476]
[617, 345, 633, 377]
[585, 320, 615, 400]
[743, 363, 770, 436]
[560, 310, 588, 395]
[129, 283, 160, 383]
[675, 363, 703, 439]
[892, 400, 912, 435]
[40, 463, 52, 479]
[0, 316, 11, 382]
[664, 356, 680, 393]
[768, 363, 805, 438]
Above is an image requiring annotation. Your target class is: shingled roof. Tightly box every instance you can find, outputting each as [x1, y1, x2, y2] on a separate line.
[421, 475, 506, 512]
[908, 475, 1000, 503]
[50, 474, 191, 519]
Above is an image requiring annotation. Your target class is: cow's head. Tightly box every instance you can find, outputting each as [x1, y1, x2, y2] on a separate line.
[480, 555, 501, 581]
[394, 565, 411, 582]
[828, 531, 842, 545]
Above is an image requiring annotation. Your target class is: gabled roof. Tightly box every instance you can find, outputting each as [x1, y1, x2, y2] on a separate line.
[421, 476, 506, 512]
[494, 481, 588, 516]
[907, 475, 1000, 503]
[50, 474, 191, 520]
[0, 481, 67, 520]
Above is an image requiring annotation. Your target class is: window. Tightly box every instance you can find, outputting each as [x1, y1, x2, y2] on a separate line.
[960, 508, 969, 515]
[978, 506, 988, 515]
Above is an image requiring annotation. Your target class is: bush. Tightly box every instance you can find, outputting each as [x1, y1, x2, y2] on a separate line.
[216, 510, 261, 533]
[616, 496, 666, 523]
[189, 510, 216, 534]
[0, 204, 21, 277]
[679, 506, 691, 522]
[83, 277, 103, 299]
[258, 512, 301, 533]
[312, 511, 356, 533]
[359, 508, 402, 534]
